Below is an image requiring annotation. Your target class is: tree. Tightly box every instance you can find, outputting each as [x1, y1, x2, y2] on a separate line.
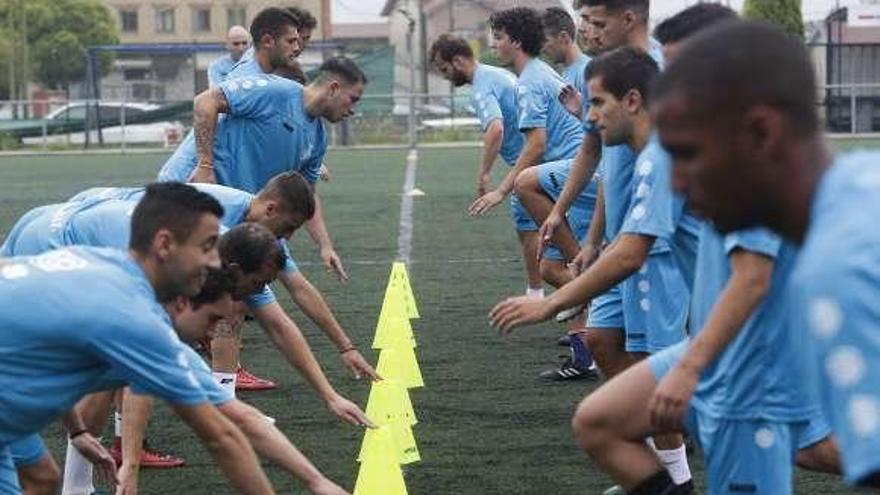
[743, 0, 804, 38]
[0, 0, 118, 93]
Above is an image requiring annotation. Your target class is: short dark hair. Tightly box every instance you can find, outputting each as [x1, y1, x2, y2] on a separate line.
[542, 7, 577, 39]
[654, 21, 818, 136]
[274, 60, 307, 84]
[130, 182, 224, 254]
[250, 7, 300, 44]
[654, 3, 738, 45]
[429, 33, 474, 64]
[489, 7, 544, 57]
[218, 223, 285, 273]
[313, 56, 367, 86]
[259, 171, 316, 220]
[585, 46, 659, 103]
[582, 0, 649, 20]
[287, 6, 318, 30]
[191, 268, 235, 309]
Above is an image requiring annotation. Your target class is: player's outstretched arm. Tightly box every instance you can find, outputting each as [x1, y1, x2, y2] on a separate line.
[172, 403, 275, 494]
[279, 271, 380, 381]
[304, 191, 348, 282]
[253, 302, 375, 427]
[476, 120, 504, 197]
[470, 128, 546, 216]
[116, 390, 156, 495]
[648, 249, 773, 431]
[219, 400, 350, 495]
[538, 133, 601, 251]
[189, 87, 230, 183]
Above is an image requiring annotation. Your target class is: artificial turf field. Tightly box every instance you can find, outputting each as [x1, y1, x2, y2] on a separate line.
[0, 141, 873, 494]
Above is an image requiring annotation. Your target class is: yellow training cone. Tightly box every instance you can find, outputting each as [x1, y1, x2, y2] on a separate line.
[354, 426, 408, 495]
[365, 377, 417, 426]
[377, 347, 424, 389]
[373, 294, 416, 350]
[391, 262, 420, 319]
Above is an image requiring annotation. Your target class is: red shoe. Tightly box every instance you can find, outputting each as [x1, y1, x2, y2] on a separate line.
[236, 365, 277, 391]
[109, 437, 185, 469]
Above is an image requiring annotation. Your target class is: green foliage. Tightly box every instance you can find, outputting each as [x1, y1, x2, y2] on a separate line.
[743, 0, 804, 38]
[0, 0, 119, 90]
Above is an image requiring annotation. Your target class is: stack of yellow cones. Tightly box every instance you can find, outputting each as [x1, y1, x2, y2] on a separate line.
[354, 262, 422, 495]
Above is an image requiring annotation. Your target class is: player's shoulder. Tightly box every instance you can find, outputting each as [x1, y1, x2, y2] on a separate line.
[811, 151, 880, 235]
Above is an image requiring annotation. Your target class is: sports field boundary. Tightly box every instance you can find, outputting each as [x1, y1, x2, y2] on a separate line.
[396, 148, 419, 264]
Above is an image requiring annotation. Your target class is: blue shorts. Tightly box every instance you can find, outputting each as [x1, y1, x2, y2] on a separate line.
[587, 286, 625, 329]
[536, 159, 598, 262]
[621, 252, 689, 354]
[509, 193, 537, 232]
[0, 446, 22, 494]
[796, 413, 832, 451]
[8, 435, 46, 468]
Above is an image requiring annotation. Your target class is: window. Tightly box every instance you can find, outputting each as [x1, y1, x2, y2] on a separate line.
[192, 7, 211, 33]
[227, 6, 246, 29]
[53, 106, 87, 121]
[155, 7, 175, 33]
[119, 9, 138, 33]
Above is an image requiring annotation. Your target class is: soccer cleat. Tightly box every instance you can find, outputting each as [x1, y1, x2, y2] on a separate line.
[109, 437, 185, 469]
[539, 357, 599, 381]
[603, 486, 625, 495]
[557, 334, 571, 346]
[236, 365, 277, 391]
[555, 303, 587, 323]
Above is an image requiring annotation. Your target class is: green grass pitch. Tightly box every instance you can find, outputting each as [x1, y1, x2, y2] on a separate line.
[0, 142, 871, 493]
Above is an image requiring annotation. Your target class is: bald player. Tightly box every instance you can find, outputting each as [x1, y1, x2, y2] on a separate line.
[208, 26, 251, 88]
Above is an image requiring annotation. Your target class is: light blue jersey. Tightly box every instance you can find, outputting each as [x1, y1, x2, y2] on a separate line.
[208, 54, 239, 87]
[597, 145, 640, 241]
[692, 226, 815, 422]
[471, 64, 523, 166]
[0, 247, 223, 444]
[791, 151, 880, 484]
[516, 58, 583, 162]
[562, 52, 591, 130]
[158, 74, 326, 191]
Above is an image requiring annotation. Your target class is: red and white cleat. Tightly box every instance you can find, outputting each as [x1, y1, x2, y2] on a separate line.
[235, 364, 277, 391]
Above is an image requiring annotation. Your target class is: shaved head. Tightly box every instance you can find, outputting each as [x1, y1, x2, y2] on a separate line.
[226, 25, 251, 61]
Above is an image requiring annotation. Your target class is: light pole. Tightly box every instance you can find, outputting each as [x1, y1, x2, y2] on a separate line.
[398, 7, 417, 149]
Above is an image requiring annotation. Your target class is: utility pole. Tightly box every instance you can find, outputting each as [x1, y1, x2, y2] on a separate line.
[399, 7, 417, 149]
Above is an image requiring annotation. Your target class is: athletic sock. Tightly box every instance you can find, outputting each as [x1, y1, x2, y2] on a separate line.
[569, 332, 594, 369]
[61, 438, 95, 495]
[628, 470, 677, 495]
[213, 371, 237, 396]
[655, 444, 691, 485]
[526, 286, 545, 299]
[114, 411, 122, 438]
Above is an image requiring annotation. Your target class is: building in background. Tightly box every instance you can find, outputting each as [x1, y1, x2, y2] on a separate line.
[97, 1, 331, 101]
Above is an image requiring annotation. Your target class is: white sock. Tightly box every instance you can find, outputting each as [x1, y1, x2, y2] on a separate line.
[62, 438, 95, 495]
[651, 440, 691, 485]
[213, 371, 237, 397]
[526, 286, 544, 299]
[114, 411, 122, 438]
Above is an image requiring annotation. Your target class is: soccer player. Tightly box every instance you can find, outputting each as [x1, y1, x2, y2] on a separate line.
[0, 184, 277, 495]
[428, 35, 540, 297]
[491, 46, 694, 491]
[540, 7, 590, 123]
[224, 7, 301, 80]
[471, 7, 598, 380]
[208, 26, 251, 88]
[158, 57, 364, 283]
[653, 21, 868, 488]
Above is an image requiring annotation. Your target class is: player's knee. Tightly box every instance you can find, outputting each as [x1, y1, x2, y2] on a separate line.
[573, 396, 612, 453]
[795, 437, 840, 474]
[513, 168, 539, 196]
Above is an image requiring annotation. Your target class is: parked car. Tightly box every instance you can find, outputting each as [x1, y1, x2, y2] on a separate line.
[22, 102, 184, 146]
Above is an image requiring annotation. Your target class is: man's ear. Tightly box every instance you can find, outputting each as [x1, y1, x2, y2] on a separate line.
[624, 88, 644, 114]
[152, 228, 174, 261]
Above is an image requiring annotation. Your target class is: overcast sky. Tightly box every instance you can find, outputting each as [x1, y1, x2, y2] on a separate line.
[332, 0, 860, 24]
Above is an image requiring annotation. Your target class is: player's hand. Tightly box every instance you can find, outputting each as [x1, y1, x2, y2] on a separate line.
[327, 394, 376, 428]
[319, 163, 332, 182]
[115, 462, 139, 495]
[320, 246, 349, 282]
[476, 173, 491, 198]
[469, 190, 504, 216]
[558, 84, 583, 120]
[570, 243, 600, 276]
[189, 163, 217, 184]
[72, 432, 118, 487]
[537, 209, 565, 259]
[648, 362, 699, 432]
[489, 295, 554, 334]
[340, 349, 381, 381]
[308, 476, 350, 495]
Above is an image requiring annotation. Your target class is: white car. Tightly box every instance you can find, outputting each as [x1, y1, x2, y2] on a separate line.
[23, 102, 184, 146]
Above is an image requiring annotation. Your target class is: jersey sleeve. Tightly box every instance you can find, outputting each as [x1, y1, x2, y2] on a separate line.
[723, 228, 782, 259]
[219, 76, 288, 121]
[93, 310, 209, 406]
[299, 124, 327, 184]
[473, 90, 503, 132]
[621, 143, 678, 240]
[517, 82, 549, 131]
[280, 241, 299, 273]
[207, 60, 223, 88]
[245, 285, 277, 309]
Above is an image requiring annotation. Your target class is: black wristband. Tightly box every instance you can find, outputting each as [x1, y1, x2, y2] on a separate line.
[339, 345, 357, 354]
[69, 429, 88, 440]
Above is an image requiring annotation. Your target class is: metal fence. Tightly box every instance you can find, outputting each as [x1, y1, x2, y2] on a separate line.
[0, 85, 878, 152]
